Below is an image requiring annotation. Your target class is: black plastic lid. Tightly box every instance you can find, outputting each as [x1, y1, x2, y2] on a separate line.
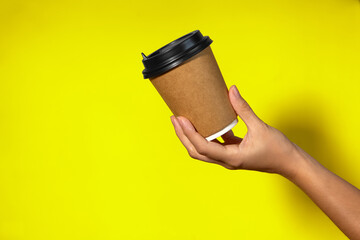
[141, 30, 213, 79]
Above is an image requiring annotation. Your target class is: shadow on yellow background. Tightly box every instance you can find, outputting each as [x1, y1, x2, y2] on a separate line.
[276, 94, 349, 178]
[273, 93, 354, 225]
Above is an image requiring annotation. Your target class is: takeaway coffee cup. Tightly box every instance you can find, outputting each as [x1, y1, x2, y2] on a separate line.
[141, 30, 237, 141]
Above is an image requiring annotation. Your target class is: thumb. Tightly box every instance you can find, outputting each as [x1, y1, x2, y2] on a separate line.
[229, 85, 262, 129]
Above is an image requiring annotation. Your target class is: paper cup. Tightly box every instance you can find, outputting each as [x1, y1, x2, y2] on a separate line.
[141, 30, 237, 141]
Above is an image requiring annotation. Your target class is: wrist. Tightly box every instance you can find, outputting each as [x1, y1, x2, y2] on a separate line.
[279, 143, 324, 183]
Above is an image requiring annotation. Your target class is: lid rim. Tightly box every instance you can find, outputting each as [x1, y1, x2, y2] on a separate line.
[141, 30, 213, 79]
[143, 37, 212, 79]
[146, 30, 199, 59]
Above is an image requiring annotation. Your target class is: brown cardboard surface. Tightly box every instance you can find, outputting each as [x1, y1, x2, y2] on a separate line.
[150, 46, 237, 138]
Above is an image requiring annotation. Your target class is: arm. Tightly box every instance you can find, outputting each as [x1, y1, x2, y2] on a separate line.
[170, 85, 360, 239]
[290, 146, 360, 239]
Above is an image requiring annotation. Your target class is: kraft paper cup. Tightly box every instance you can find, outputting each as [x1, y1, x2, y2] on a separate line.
[141, 30, 237, 141]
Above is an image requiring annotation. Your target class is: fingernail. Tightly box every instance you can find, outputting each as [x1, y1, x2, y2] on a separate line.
[178, 117, 188, 129]
[178, 117, 194, 131]
[232, 85, 241, 99]
[170, 116, 175, 125]
[177, 117, 184, 127]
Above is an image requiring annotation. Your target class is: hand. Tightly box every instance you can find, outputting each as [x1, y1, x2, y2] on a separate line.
[171, 85, 360, 239]
[170, 85, 302, 177]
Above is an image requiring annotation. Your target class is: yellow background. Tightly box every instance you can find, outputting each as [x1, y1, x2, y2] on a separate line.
[0, 0, 359, 239]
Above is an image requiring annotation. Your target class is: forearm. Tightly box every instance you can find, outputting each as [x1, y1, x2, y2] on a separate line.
[172, 87, 360, 237]
[285, 145, 360, 239]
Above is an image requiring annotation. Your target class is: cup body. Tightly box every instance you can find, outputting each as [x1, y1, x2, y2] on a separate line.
[150, 46, 237, 139]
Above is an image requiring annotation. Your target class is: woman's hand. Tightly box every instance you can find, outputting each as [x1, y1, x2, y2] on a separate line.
[171, 85, 360, 239]
[170, 85, 302, 178]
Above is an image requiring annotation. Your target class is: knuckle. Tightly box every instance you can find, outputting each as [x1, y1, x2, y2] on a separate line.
[187, 148, 198, 159]
[261, 122, 273, 135]
[196, 145, 208, 155]
[239, 100, 251, 111]
[227, 158, 243, 170]
[259, 120, 270, 129]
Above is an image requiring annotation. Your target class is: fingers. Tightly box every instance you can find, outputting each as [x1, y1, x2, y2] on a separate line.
[229, 85, 262, 129]
[170, 115, 195, 153]
[176, 116, 231, 162]
[170, 116, 235, 169]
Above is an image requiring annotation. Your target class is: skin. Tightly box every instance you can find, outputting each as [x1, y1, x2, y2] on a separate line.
[170, 85, 360, 239]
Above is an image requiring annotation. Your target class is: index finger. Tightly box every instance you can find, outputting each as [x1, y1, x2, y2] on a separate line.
[177, 117, 230, 162]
